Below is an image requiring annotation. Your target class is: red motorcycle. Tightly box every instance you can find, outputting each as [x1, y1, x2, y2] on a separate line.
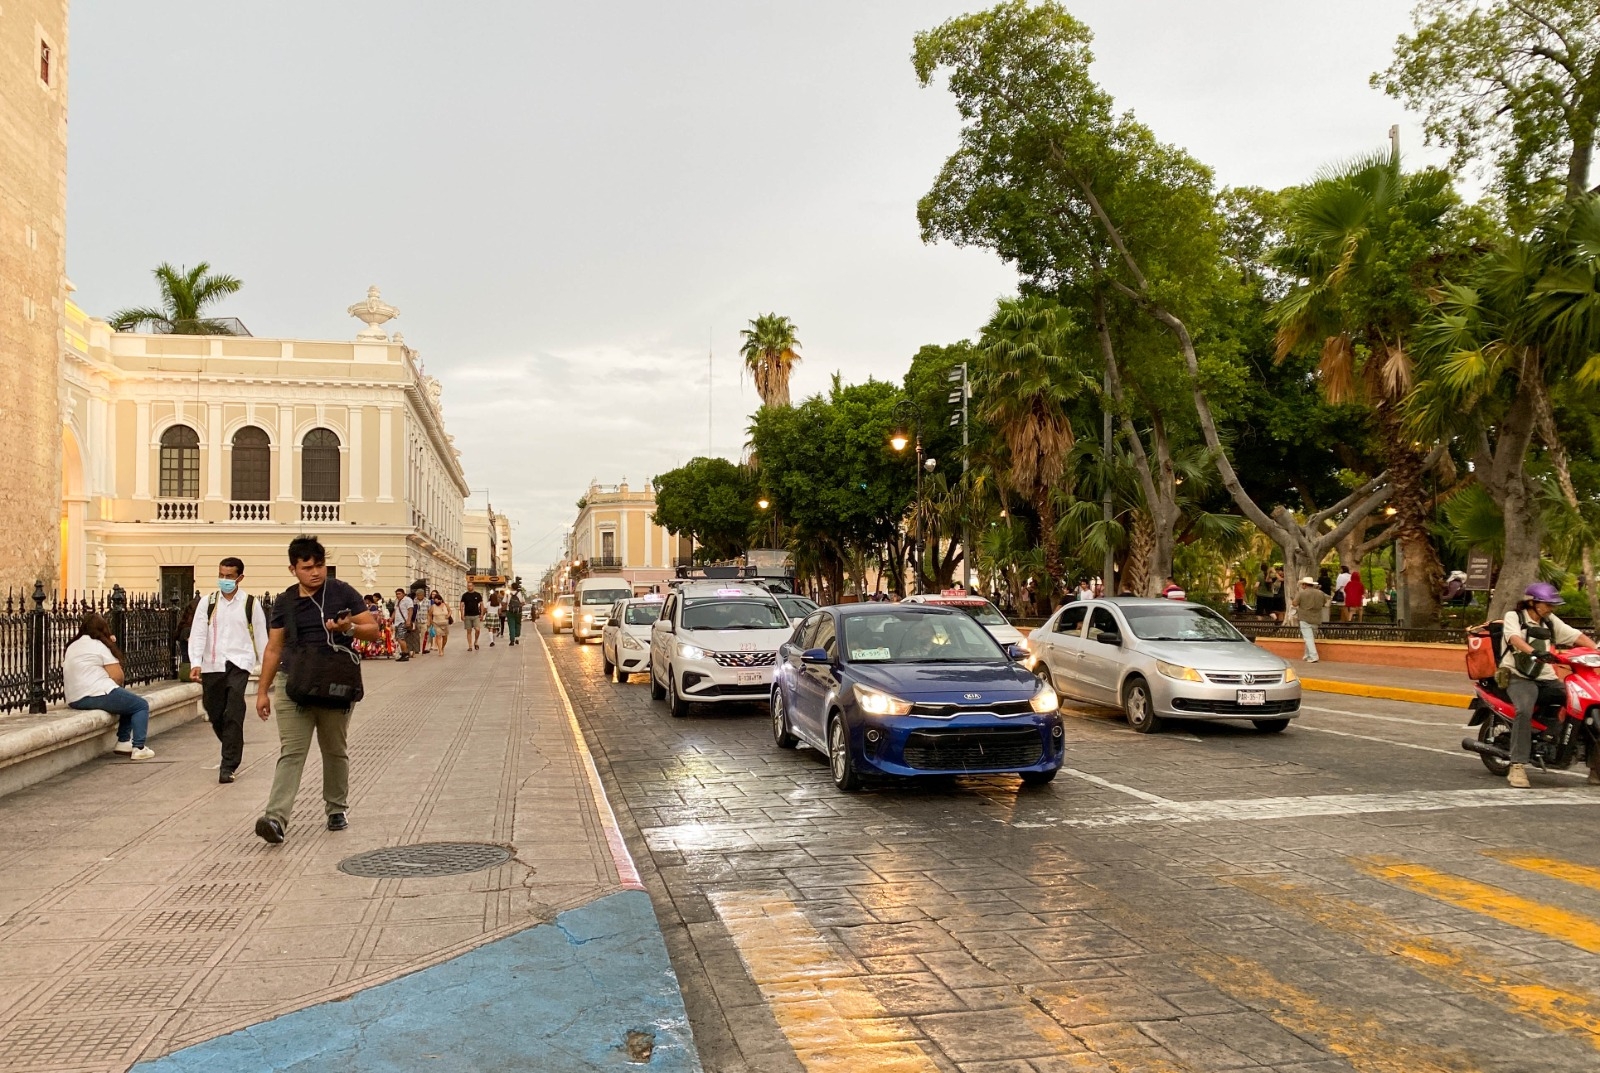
[1462, 646, 1600, 776]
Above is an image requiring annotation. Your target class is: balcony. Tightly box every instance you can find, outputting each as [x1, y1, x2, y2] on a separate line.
[155, 499, 200, 521]
[589, 556, 623, 570]
[300, 502, 341, 523]
[229, 501, 271, 522]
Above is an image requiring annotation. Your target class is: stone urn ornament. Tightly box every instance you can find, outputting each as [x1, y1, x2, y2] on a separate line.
[348, 286, 399, 341]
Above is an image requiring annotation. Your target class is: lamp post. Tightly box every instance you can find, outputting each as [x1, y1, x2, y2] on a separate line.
[891, 399, 936, 595]
[946, 363, 972, 593]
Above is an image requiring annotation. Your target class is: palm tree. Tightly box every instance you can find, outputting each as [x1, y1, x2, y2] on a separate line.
[109, 262, 243, 335]
[1270, 147, 1457, 624]
[739, 314, 802, 408]
[976, 296, 1090, 606]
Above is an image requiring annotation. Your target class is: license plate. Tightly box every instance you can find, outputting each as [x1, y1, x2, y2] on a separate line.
[1237, 689, 1266, 706]
[736, 671, 763, 685]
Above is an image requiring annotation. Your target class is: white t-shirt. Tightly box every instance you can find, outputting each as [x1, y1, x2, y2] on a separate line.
[1501, 609, 1582, 681]
[64, 637, 119, 703]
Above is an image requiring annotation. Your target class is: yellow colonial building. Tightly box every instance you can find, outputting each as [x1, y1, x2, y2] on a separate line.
[566, 479, 689, 593]
[58, 288, 472, 603]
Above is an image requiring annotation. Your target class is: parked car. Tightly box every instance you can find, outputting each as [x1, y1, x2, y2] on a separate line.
[775, 593, 819, 625]
[550, 594, 575, 633]
[772, 603, 1063, 791]
[602, 596, 663, 682]
[900, 594, 1026, 649]
[573, 577, 634, 643]
[649, 582, 794, 717]
[1029, 598, 1300, 733]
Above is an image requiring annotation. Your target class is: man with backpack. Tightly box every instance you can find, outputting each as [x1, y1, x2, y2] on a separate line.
[1499, 582, 1598, 788]
[253, 537, 378, 844]
[187, 557, 269, 784]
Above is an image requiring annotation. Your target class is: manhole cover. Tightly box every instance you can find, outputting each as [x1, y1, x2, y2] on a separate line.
[337, 842, 513, 879]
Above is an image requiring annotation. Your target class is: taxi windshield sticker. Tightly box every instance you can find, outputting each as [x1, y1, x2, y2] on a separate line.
[851, 647, 891, 661]
[715, 588, 746, 597]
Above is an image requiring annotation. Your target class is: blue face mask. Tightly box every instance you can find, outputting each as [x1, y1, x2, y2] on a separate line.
[218, 578, 238, 595]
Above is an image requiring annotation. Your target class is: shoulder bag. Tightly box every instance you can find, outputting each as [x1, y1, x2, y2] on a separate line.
[280, 584, 365, 709]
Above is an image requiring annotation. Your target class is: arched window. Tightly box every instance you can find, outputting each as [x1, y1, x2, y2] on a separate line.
[158, 425, 200, 499]
[230, 426, 271, 501]
[301, 428, 341, 502]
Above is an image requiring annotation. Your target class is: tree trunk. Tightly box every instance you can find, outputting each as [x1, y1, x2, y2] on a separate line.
[1123, 509, 1153, 598]
[1034, 490, 1062, 613]
[1474, 385, 1543, 619]
[1378, 404, 1443, 626]
[1531, 377, 1600, 624]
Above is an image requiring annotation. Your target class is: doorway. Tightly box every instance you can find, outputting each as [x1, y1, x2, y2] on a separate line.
[160, 566, 195, 607]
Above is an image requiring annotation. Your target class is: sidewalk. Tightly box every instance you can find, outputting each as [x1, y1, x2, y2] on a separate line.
[1297, 660, 1474, 707]
[0, 633, 698, 1072]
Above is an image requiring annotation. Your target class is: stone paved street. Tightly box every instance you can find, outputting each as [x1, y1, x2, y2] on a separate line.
[548, 624, 1600, 1073]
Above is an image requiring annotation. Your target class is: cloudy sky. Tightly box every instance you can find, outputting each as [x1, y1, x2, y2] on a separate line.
[66, 1, 1451, 573]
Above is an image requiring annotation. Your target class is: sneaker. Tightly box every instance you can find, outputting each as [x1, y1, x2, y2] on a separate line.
[326, 813, 348, 832]
[255, 816, 285, 844]
[129, 747, 155, 760]
[113, 740, 133, 754]
[219, 769, 235, 784]
[1507, 764, 1531, 789]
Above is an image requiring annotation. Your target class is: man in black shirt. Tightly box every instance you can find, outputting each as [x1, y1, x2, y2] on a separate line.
[460, 585, 485, 651]
[253, 537, 378, 844]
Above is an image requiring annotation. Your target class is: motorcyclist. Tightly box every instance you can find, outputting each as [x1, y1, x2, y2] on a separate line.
[1500, 581, 1598, 788]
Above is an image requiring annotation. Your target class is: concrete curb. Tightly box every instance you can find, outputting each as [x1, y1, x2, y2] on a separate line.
[0, 683, 203, 797]
[1302, 677, 1472, 708]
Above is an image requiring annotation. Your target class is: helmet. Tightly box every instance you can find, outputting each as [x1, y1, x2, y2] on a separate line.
[1524, 581, 1564, 606]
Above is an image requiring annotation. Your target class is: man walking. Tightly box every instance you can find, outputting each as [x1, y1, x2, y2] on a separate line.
[506, 587, 524, 646]
[1293, 577, 1329, 663]
[393, 587, 414, 663]
[253, 537, 378, 844]
[460, 584, 485, 651]
[188, 557, 269, 784]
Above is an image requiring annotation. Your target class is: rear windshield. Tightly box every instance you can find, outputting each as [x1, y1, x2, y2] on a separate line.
[682, 598, 789, 631]
[931, 599, 1007, 626]
[623, 604, 662, 626]
[581, 588, 631, 606]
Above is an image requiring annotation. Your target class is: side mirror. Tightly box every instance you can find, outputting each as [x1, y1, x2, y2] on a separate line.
[1006, 643, 1029, 661]
[801, 648, 830, 664]
[1094, 630, 1122, 646]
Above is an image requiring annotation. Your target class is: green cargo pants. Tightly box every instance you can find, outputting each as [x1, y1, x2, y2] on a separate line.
[263, 680, 352, 826]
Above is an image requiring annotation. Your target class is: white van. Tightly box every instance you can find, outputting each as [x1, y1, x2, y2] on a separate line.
[573, 577, 634, 642]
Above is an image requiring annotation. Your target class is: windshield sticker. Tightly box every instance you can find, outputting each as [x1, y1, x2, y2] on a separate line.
[715, 588, 746, 597]
[851, 647, 891, 661]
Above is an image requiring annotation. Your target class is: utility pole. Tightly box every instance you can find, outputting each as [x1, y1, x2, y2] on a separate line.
[1101, 368, 1115, 594]
[708, 328, 714, 457]
[947, 364, 972, 592]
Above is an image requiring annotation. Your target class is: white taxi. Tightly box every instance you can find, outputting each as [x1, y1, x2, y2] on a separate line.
[649, 582, 794, 718]
[602, 595, 664, 682]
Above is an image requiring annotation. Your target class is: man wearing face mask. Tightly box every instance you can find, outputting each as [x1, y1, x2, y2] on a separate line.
[188, 557, 269, 783]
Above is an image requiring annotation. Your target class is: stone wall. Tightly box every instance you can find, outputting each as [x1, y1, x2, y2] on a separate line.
[0, 1, 69, 592]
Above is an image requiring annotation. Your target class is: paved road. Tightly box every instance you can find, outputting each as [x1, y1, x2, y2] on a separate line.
[544, 624, 1600, 1073]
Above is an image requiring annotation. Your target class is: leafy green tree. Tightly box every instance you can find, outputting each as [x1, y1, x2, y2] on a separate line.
[1376, 0, 1600, 214]
[109, 262, 243, 335]
[903, 342, 976, 589]
[740, 314, 803, 409]
[651, 457, 757, 562]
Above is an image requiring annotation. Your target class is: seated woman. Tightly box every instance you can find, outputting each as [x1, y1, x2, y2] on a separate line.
[64, 612, 155, 760]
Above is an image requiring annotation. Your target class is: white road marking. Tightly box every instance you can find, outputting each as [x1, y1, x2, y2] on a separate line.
[1300, 704, 1461, 727]
[1295, 723, 1592, 779]
[1061, 766, 1173, 804]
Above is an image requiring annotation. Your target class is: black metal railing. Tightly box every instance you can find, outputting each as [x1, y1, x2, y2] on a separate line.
[1237, 623, 1467, 645]
[0, 583, 182, 714]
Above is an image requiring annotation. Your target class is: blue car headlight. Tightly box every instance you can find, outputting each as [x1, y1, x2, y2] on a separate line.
[1030, 681, 1060, 713]
[856, 685, 912, 716]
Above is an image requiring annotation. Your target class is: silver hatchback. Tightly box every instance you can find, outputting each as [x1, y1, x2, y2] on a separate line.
[1029, 599, 1301, 733]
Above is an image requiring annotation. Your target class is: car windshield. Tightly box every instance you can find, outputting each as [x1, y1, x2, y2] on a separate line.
[930, 599, 1007, 626]
[682, 598, 789, 631]
[842, 612, 1005, 663]
[582, 589, 631, 606]
[623, 604, 662, 626]
[557, 597, 573, 607]
[1120, 604, 1245, 642]
[778, 596, 817, 617]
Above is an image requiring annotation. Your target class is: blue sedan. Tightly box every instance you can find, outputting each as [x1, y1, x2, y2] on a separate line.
[771, 604, 1065, 791]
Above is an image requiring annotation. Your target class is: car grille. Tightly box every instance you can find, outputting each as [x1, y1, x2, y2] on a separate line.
[711, 651, 778, 668]
[1202, 671, 1284, 685]
[1172, 698, 1300, 715]
[908, 700, 1034, 718]
[692, 683, 769, 697]
[901, 727, 1043, 771]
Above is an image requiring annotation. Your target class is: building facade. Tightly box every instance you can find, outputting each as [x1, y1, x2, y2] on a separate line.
[1, 1, 70, 592]
[463, 504, 513, 589]
[58, 290, 472, 603]
[565, 479, 688, 593]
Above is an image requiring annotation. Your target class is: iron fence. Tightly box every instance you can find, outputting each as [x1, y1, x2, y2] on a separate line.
[0, 583, 182, 715]
[1237, 622, 1467, 645]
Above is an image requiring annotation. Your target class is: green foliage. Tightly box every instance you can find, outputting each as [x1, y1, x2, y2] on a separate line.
[740, 314, 803, 409]
[109, 262, 243, 335]
[650, 457, 757, 561]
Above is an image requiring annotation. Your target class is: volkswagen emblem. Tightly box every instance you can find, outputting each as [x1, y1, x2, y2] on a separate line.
[1241, 673, 1256, 685]
[963, 693, 982, 701]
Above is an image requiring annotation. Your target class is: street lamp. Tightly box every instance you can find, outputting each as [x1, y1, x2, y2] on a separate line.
[891, 398, 932, 594]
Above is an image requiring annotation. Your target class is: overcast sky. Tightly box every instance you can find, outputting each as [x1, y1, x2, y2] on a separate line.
[66, 1, 1451, 574]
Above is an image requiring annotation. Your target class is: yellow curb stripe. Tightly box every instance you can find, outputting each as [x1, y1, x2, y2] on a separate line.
[1302, 677, 1472, 708]
[1231, 875, 1600, 1050]
[1486, 852, 1600, 894]
[710, 889, 941, 1073]
[1360, 858, 1600, 955]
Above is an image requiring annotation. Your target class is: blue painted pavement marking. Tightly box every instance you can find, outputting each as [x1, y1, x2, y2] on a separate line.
[132, 889, 700, 1072]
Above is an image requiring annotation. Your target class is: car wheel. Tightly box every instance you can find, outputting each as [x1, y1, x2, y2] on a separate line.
[828, 715, 861, 792]
[1252, 718, 1291, 733]
[614, 662, 628, 683]
[1033, 664, 1056, 691]
[668, 666, 690, 719]
[1124, 677, 1161, 734]
[602, 649, 614, 676]
[649, 661, 666, 701]
[772, 688, 798, 749]
[1020, 768, 1058, 786]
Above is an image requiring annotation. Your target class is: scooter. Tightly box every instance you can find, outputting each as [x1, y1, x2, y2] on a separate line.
[1461, 647, 1600, 776]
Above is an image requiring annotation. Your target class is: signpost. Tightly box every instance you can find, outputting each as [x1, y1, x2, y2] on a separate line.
[1465, 550, 1494, 591]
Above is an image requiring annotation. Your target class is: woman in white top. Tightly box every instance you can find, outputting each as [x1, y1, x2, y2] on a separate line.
[64, 612, 155, 759]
